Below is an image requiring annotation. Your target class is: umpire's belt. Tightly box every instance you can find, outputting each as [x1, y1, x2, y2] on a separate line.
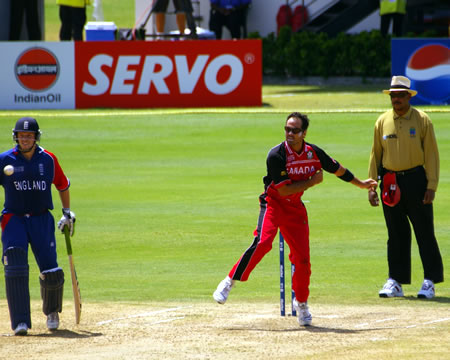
[383, 166, 422, 176]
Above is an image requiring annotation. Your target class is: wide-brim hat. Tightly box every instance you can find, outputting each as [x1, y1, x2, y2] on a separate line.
[382, 75, 417, 97]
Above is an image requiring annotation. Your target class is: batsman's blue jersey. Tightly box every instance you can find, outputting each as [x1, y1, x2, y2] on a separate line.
[0, 145, 70, 271]
[0, 145, 69, 215]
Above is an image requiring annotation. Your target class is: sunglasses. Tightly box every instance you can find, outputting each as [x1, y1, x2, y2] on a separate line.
[284, 126, 303, 134]
[389, 92, 409, 99]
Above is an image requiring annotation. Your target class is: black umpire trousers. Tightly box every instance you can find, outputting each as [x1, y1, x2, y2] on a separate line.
[59, 5, 87, 41]
[381, 166, 443, 284]
[380, 13, 404, 37]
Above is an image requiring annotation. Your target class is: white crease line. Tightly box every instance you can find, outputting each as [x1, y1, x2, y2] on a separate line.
[151, 316, 185, 325]
[263, 93, 297, 98]
[97, 306, 188, 325]
[376, 317, 398, 323]
[355, 318, 397, 328]
[370, 337, 390, 342]
[424, 317, 450, 324]
[0, 109, 407, 117]
[315, 315, 340, 319]
[263, 92, 366, 99]
[405, 317, 450, 329]
[355, 323, 369, 328]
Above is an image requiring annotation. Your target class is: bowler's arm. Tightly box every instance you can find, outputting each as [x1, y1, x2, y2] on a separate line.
[277, 170, 323, 197]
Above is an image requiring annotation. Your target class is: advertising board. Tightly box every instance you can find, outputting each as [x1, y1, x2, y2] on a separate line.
[0, 42, 75, 109]
[391, 39, 450, 105]
[0, 40, 262, 109]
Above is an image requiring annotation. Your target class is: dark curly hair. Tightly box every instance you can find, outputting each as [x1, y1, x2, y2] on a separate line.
[286, 112, 309, 131]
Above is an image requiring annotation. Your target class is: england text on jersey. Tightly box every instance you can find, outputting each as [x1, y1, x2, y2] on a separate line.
[14, 180, 47, 191]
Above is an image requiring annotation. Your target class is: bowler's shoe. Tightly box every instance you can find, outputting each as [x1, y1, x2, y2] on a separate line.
[213, 276, 234, 304]
[293, 299, 312, 326]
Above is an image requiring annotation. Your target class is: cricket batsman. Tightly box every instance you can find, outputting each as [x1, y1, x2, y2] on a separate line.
[213, 112, 377, 326]
[0, 117, 75, 336]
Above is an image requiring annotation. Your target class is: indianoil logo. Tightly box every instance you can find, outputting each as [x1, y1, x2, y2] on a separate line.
[14, 47, 60, 92]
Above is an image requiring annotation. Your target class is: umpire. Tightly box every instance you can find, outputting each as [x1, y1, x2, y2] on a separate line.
[368, 76, 444, 299]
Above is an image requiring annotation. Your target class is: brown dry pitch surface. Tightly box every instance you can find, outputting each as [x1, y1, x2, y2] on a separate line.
[0, 301, 449, 359]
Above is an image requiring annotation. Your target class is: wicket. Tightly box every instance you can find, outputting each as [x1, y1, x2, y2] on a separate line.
[279, 233, 296, 316]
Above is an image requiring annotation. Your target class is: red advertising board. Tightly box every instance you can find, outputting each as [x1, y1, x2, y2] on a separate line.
[75, 40, 262, 108]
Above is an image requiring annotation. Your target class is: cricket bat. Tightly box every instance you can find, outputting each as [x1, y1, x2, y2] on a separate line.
[64, 226, 82, 324]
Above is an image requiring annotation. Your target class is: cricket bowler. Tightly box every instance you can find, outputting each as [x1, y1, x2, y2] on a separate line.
[213, 112, 377, 326]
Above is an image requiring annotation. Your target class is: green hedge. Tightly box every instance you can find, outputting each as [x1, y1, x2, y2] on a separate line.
[249, 27, 392, 78]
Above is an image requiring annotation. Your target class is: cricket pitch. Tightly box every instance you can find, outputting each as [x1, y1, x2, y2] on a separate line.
[0, 300, 449, 359]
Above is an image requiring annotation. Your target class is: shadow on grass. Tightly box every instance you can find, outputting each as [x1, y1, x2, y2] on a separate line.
[401, 296, 450, 304]
[302, 326, 385, 334]
[226, 326, 382, 334]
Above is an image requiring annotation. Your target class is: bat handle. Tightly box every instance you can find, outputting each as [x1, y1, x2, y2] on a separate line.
[64, 226, 73, 255]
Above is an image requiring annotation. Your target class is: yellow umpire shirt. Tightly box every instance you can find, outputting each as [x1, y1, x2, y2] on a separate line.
[380, 0, 407, 15]
[368, 107, 440, 191]
[57, 0, 91, 7]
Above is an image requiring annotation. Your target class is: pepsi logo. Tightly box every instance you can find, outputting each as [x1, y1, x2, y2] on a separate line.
[406, 44, 449, 81]
[405, 43, 450, 104]
[15, 47, 60, 92]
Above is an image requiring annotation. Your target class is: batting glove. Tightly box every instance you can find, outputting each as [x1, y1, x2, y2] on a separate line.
[57, 208, 76, 236]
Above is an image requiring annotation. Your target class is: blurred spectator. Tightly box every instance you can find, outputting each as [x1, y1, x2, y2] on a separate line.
[57, 0, 91, 41]
[237, 0, 251, 38]
[379, 0, 407, 37]
[9, 0, 42, 40]
[209, 0, 251, 39]
[153, 0, 193, 37]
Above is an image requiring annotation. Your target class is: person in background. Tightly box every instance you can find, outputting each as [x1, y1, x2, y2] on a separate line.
[57, 0, 91, 41]
[368, 76, 443, 299]
[379, 0, 407, 37]
[209, 0, 250, 39]
[153, 0, 193, 38]
[9, 0, 42, 41]
[237, 0, 251, 38]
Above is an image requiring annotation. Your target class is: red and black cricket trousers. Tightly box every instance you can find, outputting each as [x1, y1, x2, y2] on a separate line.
[228, 194, 311, 302]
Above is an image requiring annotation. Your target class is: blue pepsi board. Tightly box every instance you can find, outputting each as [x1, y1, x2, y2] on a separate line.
[391, 39, 450, 105]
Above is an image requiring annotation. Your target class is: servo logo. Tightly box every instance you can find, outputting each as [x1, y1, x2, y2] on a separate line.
[14, 47, 60, 92]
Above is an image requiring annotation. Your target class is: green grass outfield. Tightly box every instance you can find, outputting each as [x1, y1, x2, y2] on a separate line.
[0, 85, 448, 309]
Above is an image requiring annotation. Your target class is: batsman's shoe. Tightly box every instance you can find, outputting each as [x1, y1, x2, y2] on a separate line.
[47, 312, 59, 331]
[293, 299, 312, 326]
[418, 279, 435, 299]
[379, 278, 404, 298]
[213, 276, 234, 304]
[14, 322, 28, 336]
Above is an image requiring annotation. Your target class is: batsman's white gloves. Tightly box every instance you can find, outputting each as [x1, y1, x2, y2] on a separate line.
[57, 208, 76, 236]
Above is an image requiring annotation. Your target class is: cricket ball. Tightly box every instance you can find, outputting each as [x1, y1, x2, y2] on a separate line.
[3, 165, 14, 176]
